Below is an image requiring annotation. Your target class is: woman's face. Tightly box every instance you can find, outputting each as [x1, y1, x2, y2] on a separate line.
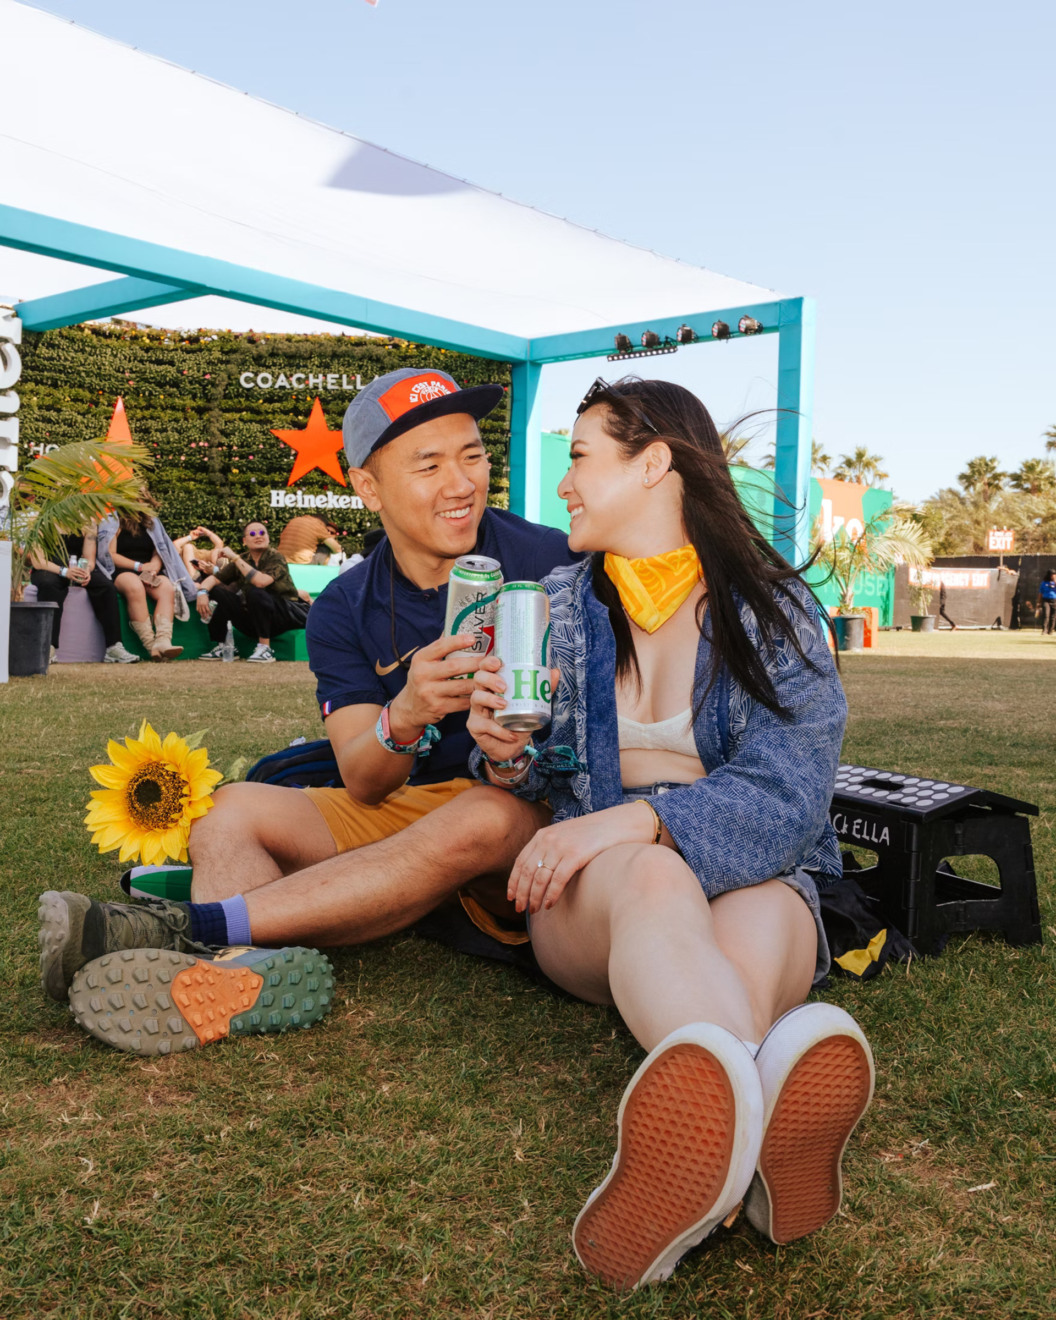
[558, 407, 648, 554]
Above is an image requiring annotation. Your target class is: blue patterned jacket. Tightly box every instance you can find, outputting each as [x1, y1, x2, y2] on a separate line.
[474, 560, 845, 897]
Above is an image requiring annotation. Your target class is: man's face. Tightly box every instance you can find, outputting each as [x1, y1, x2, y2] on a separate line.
[243, 522, 270, 550]
[351, 413, 491, 562]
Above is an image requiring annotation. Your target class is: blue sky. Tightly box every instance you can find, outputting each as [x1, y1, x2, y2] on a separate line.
[23, 0, 1056, 502]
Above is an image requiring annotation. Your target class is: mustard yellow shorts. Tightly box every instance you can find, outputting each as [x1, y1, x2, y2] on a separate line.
[301, 778, 476, 853]
[301, 777, 530, 948]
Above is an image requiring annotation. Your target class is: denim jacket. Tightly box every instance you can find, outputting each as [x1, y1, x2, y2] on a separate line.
[473, 560, 846, 898]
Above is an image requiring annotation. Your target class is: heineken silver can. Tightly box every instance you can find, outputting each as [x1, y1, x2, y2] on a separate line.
[494, 581, 552, 732]
[443, 554, 503, 672]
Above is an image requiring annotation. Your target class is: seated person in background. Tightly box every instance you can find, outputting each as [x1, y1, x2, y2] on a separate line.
[173, 526, 226, 581]
[196, 521, 309, 663]
[29, 521, 139, 664]
[101, 494, 195, 661]
[277, 514, 343, 565]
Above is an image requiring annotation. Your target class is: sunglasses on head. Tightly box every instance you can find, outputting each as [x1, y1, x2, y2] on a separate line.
[576, 377, 659, 435]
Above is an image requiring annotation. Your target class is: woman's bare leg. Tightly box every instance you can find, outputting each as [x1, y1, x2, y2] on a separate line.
[530, 847, 817, 1050]
[114, 571, 148, 622]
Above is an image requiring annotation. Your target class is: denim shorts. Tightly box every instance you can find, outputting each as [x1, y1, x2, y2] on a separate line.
[623, 782, 832, 986]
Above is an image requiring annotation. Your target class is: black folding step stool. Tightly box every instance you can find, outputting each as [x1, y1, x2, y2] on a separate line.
[830, 765, 1042, 955]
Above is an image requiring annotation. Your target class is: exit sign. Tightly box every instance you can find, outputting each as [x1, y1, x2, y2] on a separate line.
[987, 528, 1015, 552]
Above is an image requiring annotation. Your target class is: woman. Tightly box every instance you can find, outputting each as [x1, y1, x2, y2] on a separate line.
[29, 521, 139, 663]
[468, 378, 874, 1290]
[173, 525, 226, 582]
[101, 493, 196, 660]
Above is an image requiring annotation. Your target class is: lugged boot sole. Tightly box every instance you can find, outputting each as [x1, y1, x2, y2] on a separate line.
[68, 947, 334, 1056]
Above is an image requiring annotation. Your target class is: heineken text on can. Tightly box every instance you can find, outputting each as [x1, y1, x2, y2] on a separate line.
[495, 581, 552, 732]
[443, 555, 502, 672]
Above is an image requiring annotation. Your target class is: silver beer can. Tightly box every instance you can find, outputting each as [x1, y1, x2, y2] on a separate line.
[494, 581, 552, 732]
[443, 554, 503, 673]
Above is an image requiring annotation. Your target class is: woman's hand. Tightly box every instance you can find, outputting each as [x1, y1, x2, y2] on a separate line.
[508, 802, 659, 915]
[467, 658, 532, 766]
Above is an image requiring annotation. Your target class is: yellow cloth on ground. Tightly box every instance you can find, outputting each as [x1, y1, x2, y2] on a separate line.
[603, 545, 703, 633]
[834, 928, 888, 978]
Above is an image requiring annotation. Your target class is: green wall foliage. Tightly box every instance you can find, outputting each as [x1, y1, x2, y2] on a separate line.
[18, 325, 512, 550]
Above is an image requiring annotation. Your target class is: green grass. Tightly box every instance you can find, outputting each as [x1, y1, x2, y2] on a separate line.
[1, 652, 1054, 1319]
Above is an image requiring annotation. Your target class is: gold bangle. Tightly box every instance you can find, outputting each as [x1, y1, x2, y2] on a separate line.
[641, 799, 663, 845]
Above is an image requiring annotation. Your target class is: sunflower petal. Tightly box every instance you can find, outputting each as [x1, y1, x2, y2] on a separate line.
[89, 763, 129, 789]
[107, 740, 142, 771]
[118, 836, 143, 863]
[161, 825, 190, 859]
[84, 803, 130, 826]
[139, 723, 162, 754]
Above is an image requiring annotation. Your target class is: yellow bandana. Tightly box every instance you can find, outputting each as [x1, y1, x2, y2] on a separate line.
[603, 545, 703, 633]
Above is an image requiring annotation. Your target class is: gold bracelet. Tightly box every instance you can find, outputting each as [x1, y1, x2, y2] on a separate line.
[641, 798, 663, 845]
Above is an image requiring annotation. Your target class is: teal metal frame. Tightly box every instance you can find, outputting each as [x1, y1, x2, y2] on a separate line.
[0, 204, 815, 560]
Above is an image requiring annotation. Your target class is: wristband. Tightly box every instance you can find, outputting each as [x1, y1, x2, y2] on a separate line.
[484, 743, 537, 772]
[60, 566, 68, 578]
[196, 589, 208, 597]
[134, 561, 141, 572]
[375, 702, 440, 758]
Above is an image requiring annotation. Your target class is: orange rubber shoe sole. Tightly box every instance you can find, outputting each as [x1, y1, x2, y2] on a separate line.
[757, 1033, 873, 1244]
[573, 1043, 737, 1290]
[69, 947, 334, 1056]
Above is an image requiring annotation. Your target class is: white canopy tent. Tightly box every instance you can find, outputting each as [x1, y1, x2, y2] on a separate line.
[0, 0, 816, 677]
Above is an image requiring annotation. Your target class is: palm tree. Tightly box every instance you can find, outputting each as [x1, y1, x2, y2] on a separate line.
[812, 512, 932, 613]
[957, 456, 1006, 501]
[720, 431, 754, 465]
[6, 440, 152, 600]
[1009, 457, 1056, 495]
[1044, 427, 1056, 455]
[757, 438, 831, 475]
[832, 446, 889, 486]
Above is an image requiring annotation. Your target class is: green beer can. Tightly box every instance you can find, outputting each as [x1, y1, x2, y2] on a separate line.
[494, 581, 552, 732]
[443, 555, 503, 673]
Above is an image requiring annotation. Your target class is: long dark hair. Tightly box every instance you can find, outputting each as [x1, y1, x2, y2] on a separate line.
[118, 486, 158, 535]
[585, 377, 830, 719]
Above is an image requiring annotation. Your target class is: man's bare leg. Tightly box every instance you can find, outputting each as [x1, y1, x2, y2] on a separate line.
[235, 787, 547, 947]
[188, 783, 339, 901]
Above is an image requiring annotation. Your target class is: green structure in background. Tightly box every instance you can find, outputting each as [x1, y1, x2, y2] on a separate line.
[538, 435, 894, 627]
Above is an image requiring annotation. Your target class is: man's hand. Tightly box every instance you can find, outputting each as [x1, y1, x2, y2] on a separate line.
[195, 592, 212, 620]
[386, 633, 486, 742]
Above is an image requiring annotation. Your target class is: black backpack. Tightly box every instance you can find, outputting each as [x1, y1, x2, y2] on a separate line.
[245, 738, 342, 789]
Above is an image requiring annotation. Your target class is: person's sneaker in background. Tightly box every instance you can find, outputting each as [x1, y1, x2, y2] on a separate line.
[198, 644, 226, 660]
[69, 945, 335, 1055]
[120, 864, 193, 902]
[246, 643, 276, 663]
[103, 641, 140, 664]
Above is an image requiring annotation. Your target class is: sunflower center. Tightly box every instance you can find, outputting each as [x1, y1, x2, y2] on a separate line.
[125, 762, 187, 831]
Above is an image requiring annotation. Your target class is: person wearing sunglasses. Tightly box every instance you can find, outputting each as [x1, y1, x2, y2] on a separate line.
[468, 376, 874, 1290]
[196, 520, 309, 663]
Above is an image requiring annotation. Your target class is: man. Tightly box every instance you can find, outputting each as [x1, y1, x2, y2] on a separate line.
[197, 521, 310, 663]
[39, 367, 577, 1051]
[277, 514, 343, 565]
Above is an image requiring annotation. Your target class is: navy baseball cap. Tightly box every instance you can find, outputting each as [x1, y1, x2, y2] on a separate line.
[342, 368, 504, 468]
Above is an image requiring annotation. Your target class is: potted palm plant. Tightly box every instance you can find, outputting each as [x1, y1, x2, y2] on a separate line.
[909, 576, 937, 632]
[5, 440, 150, 675]
[813, 512, 932, 652]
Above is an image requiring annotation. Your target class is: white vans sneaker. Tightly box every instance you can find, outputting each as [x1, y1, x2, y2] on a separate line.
[246, 643, 276, 663]
[104, 642, 140, 664]
[572, 1023, 764, 1290]
[744, 1002, 874, 1245]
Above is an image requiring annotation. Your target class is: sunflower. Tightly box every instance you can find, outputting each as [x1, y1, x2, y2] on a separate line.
[85, 721, 223, 866]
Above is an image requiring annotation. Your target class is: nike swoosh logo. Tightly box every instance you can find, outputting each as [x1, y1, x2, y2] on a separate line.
[375, 647, 420, 676]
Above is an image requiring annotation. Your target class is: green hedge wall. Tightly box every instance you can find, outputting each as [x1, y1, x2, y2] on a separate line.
[18, 324, 512, 551]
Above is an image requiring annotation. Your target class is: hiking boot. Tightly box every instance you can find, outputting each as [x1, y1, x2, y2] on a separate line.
[38, 891, 208, 1003]
[120, 864, 193, 902]
[103, 642, 140, 664]
[572, 1023, 763, 1290]
[744, 1003, 874, 1245]
[246, 643, 276, 663]
[68, 945, 335, 1056]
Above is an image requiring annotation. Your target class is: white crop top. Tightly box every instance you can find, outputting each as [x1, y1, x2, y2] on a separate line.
[617, 708, 698, 758]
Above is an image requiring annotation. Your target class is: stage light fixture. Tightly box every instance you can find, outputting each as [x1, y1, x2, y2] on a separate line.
[613, 333, 633, 354]
[675, 324, 697, 345]
[711, 320, 731, 340]
[640, 330, 660, 349]
[738, 316, 764, 335]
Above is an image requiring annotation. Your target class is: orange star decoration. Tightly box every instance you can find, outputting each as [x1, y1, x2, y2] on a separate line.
[270, 397, 347, 486]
